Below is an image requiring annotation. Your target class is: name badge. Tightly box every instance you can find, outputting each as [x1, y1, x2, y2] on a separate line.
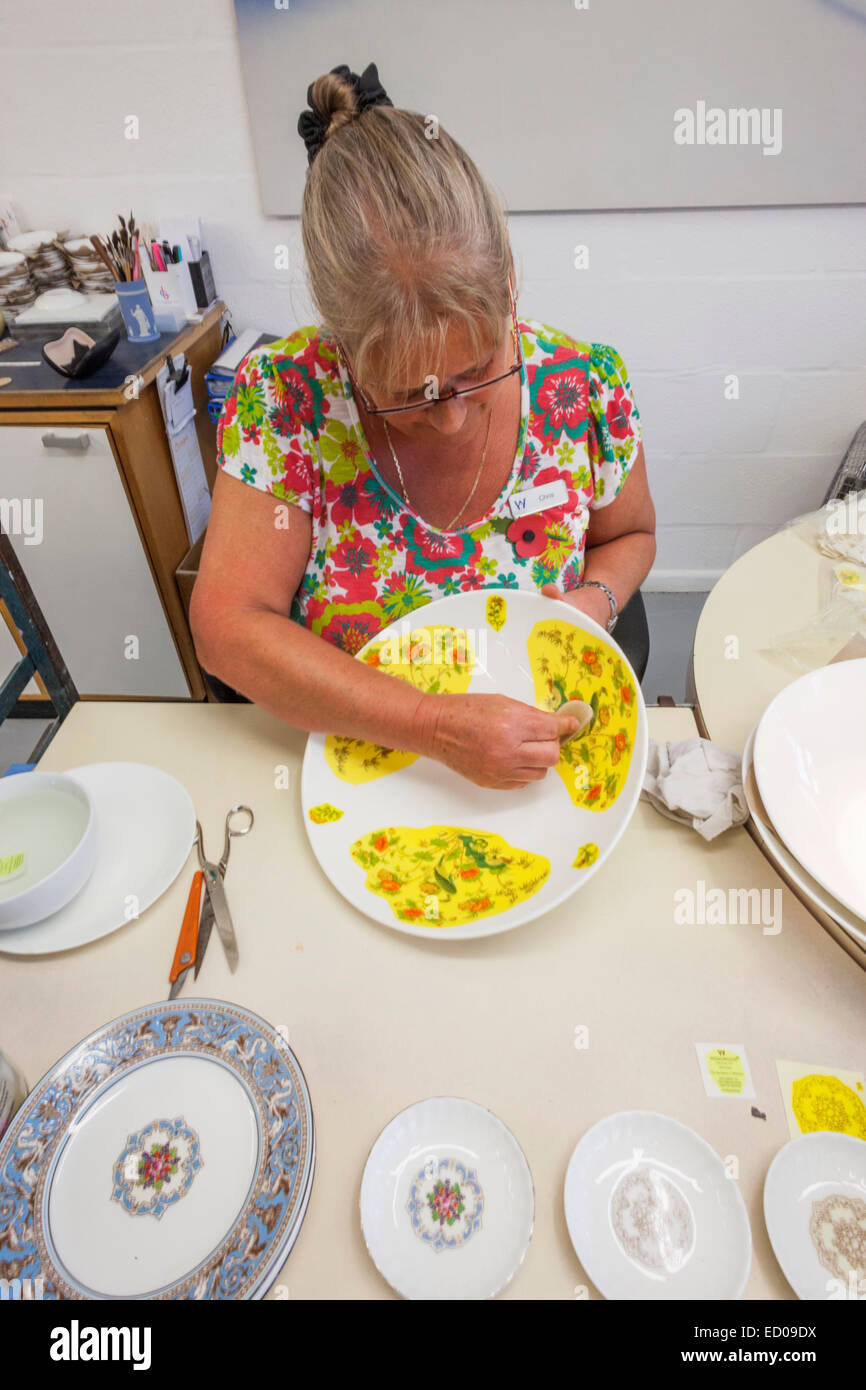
[508, 477, 568, 519]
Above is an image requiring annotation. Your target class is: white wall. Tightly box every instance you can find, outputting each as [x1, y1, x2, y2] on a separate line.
[3, 0, 864, 590]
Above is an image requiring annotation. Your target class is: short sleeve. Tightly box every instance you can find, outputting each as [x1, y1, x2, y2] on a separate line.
[586, 344, 642, 509]
[216, 350, 315, 514]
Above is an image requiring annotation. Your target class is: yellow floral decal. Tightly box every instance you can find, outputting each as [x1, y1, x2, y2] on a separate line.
[527, 620, 638, 811]
[350, 825, 550, 927]
[486, 594, 507, 632]
[308, 803, 344, 824]
[792, 1074, 866, 1139]
[573, 843, 599, 869]
[325, 626, 475, 784]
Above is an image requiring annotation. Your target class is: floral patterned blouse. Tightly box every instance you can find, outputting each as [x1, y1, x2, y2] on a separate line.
[215, 319, 642, 654]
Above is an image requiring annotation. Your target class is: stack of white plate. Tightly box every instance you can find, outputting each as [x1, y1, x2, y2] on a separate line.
[743, 659, 866, 967]
[60, 236, 115, 293]
[6, 230, 72, 292]
[0, 999, 314, 1300]
[0, 250, 38, 321]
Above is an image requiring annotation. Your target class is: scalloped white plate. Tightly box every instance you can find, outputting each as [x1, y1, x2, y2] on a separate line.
[564, 1111, 752, 1300]
[764, 1132, 866, 1300]
[360, 1097, 533, 1300]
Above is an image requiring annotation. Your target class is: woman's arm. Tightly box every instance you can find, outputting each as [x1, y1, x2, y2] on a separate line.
[542, 443, 656, 625]
[191, 471, 579, 789]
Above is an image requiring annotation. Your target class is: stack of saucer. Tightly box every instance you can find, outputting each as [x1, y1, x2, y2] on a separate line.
[60, 237, 115, 293]
[0, 251, 37, 323]
[6, 230, 72, 292]
[743, 659, 866, 967]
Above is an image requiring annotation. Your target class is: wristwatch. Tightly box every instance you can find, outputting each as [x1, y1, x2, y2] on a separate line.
[577, 580, 618, 633]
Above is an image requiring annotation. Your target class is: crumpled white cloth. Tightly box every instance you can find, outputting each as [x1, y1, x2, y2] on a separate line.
[641, 737, 749, 841]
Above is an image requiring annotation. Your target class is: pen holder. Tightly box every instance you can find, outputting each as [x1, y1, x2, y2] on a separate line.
[187, 251, 216, 310]
[141, 262, 188, 333]
[114, 279, 159, 343]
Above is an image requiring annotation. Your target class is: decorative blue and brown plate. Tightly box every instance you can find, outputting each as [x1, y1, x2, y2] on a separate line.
[0, 1000, 314, 1299]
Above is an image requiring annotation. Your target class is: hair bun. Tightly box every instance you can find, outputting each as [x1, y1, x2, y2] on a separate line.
[298, 62, 393, 167]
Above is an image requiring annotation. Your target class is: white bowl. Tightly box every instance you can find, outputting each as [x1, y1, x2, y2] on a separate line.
[0, 772, 97, 930]
[33, 288, 86, 309]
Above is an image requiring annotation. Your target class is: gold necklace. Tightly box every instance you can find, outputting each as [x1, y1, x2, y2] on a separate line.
[381, 409, 494, 532]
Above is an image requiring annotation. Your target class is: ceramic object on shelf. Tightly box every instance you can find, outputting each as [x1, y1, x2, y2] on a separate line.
[41, 324, 121, 378]
[753, 660, 866, 922]
[302, 590, 649, 940]
[0, 771, 97, 930]
[0, 1000, 315, 1300]
[360, 1096, 534, 1299]
[564, 1110, 752, 1300]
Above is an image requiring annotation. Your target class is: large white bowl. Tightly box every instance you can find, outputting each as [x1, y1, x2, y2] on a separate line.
[302, 591, 649, 941]
[753, 660, 866, 922]
[0, 772, 97, 930]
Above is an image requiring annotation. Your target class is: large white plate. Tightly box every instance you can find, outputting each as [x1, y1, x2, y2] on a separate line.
[742, 725, 866, 947]
[0, 763, 195, 955]
[301, 591, 648, 940]
[360, 1096, 534, 1300]
[753, 660, 866, 922]
[564, 1111, 752, 1300]
[0, 1000, 314, 1300]
[764, 1132, 866, 1300]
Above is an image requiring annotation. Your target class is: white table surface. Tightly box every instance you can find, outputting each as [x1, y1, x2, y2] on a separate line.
[3, 700, 864, 1300]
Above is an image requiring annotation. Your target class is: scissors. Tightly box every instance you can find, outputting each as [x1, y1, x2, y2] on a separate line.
[168, 805, 254, 999]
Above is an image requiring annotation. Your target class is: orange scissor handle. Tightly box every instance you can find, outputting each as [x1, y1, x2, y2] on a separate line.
[169, 871, 203, 985]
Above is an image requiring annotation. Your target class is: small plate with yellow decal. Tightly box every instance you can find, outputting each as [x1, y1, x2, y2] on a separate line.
[764, 1132, 866, 1300]
[301, 590, 648, 939]
[360, 1096, 534, 1300]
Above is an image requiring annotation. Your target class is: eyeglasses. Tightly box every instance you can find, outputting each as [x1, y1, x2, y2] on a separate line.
[336, 278, 522, 417]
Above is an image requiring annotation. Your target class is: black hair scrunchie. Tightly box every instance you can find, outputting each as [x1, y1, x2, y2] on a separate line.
[297, 62, 393, 167]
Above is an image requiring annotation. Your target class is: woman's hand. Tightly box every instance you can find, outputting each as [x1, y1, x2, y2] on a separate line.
[540, 581, 611, 629]
[414, 692, 581, 791]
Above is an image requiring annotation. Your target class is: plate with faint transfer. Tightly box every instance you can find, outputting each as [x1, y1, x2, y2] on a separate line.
[564, 1111, 752, 1300]
[360, 1096, 534, 1300]
[0, 1000, 314, 1300]
[301, 590, 648, 940]
[764, 1132, 866, 1300]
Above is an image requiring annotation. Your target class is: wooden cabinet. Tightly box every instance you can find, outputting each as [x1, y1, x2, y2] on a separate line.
[0, 424, 189, 696]
[0, 304, 226, 700]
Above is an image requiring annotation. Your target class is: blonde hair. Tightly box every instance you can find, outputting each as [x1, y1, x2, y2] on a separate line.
[300, 69, 513, 400]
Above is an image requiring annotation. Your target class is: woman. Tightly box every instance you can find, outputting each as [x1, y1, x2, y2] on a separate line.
[191, 63, 656, 792]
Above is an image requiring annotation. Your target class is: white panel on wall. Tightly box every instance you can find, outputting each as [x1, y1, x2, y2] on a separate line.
[232, 0, 866, 214]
